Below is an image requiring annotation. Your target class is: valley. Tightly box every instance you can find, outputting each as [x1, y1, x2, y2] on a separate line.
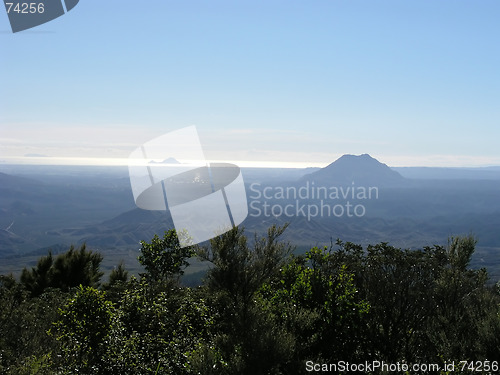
[1, 155, 500, 283]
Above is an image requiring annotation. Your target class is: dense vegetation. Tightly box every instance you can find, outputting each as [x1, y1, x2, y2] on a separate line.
[0, 225, 499, 374]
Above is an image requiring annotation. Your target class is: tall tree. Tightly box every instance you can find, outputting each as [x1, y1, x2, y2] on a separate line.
[21, 244, 103, 296]
[138, 229, 194, 283]
[199, 224, 295, 375]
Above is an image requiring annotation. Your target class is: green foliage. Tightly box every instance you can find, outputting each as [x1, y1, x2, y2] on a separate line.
[447, 234, 477, 271]
[103, 260, 130, 304]
[201, 224, 293, 306]
[261, 246, 370, 367]
[102, 277, 217, 374]
[20, 253, 53, 297]
[199, 224, 295, 375]
[51, 285, 114, 373]
[184, 343, 228, 375]
[1, 228, 500, 374]
[429, 235, 498, 360]
[358, 242, 447, 361]
[20, 244, 103, 296]
[108, 261, 129, 285]
[138, 229, 194, 283]
[0, 278, 66, 374]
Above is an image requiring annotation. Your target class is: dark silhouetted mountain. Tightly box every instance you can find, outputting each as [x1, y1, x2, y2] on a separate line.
[301, 154, 405, 186]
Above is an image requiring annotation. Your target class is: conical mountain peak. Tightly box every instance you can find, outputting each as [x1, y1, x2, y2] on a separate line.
[302, 154, 404, 186]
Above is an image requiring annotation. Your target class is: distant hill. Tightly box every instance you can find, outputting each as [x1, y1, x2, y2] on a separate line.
[24, 153, 48, 158]
[149, 157, 181, 164]
[0, 229, 27, 256]
[393, 166, 500, 180]
[60, 208, 175, 249]
[301, 154, 405, 186]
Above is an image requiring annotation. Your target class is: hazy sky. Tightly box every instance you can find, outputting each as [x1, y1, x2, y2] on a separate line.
[1, 1, 499, 167]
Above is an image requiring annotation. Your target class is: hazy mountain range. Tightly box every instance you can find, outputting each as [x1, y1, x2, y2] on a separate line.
[1, 155, 499, 281]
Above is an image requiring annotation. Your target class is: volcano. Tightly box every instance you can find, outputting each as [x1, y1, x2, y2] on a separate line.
[301, 154, 405, 186]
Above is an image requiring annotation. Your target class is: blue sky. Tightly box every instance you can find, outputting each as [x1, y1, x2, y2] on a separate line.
[1, 0, 499, 167]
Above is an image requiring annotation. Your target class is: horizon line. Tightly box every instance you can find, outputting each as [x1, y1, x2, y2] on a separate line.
[1, 155, 500, 169]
